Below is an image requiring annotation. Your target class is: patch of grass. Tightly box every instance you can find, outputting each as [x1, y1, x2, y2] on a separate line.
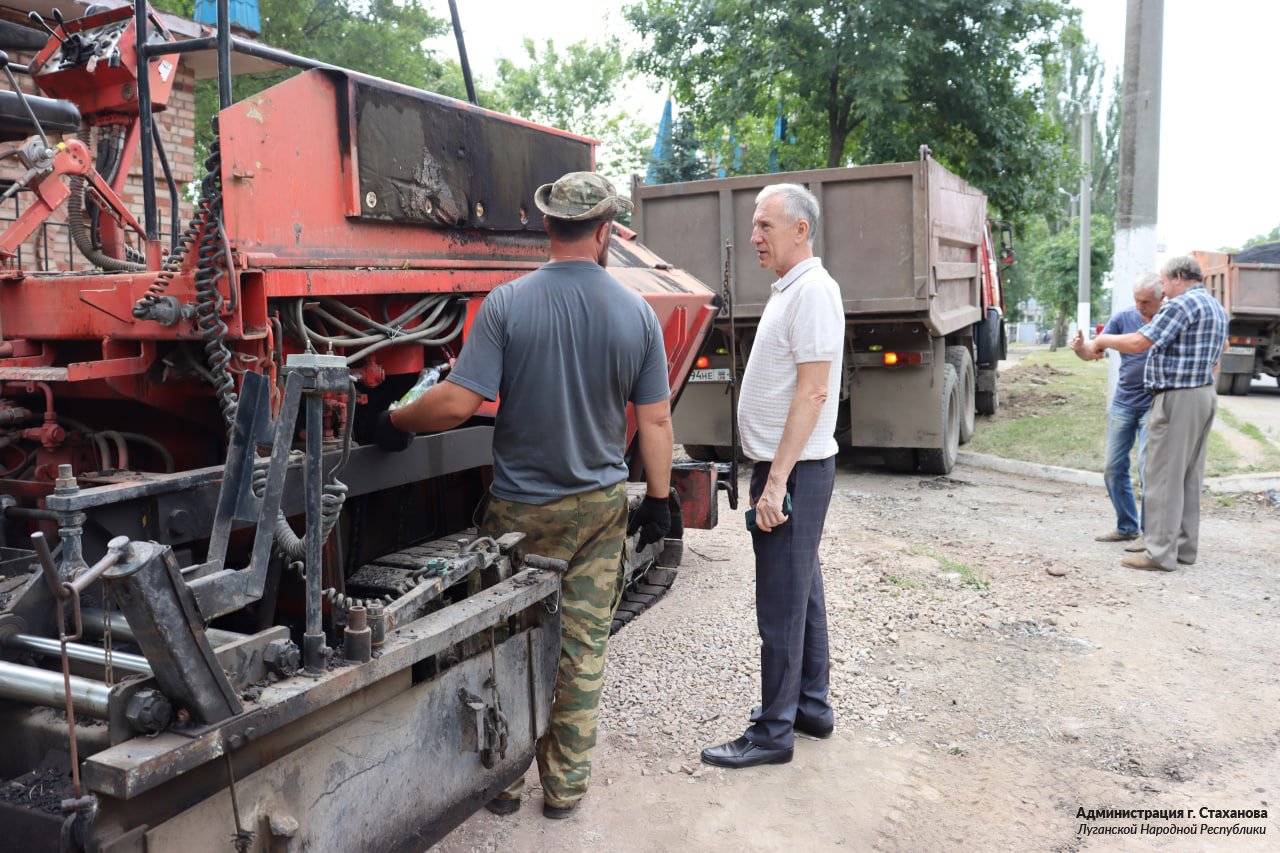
[908, 546, 990, 590]
[939, 554, 989, 590]
[886, 574, 922, 590]
[1214, 494, 1237, 508]
[969, 350, 1271, 475]
[1215, 407, 1280, 473]
[949, 745, 968, 757]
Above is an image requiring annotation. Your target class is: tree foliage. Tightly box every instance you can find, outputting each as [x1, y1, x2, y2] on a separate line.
[1241, 225, 1280, 251]
[490, 38, 650, 195]
[625, 0, 1075, 217]
[1021, 213, 1113, 345]
[1002, 20, 1118, 332]
[647, 113, 714, 185]
[150, 0, 462, 178]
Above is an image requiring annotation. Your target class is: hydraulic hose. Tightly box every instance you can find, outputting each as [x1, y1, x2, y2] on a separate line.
[67, 126, 145, 272]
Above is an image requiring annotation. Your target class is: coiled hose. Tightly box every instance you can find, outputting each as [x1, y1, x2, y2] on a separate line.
[190, 123, 239, 432]
[133, 158, 216, 319]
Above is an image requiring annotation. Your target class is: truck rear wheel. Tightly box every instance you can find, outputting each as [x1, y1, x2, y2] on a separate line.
[1215, 371, 1234, 395]
[1231, 373, 1253, 396]
[945, 346, 976, 444]
[918, 364, 960, 475]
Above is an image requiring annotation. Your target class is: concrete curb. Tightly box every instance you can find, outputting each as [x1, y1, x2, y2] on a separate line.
[956, 452, 1103, 488]
[956, 451, 1280, 495]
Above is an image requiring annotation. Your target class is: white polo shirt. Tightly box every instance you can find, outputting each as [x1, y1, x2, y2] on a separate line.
[737, 256, 845, 462]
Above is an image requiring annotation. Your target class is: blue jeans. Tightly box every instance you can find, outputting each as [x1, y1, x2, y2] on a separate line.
[1103, 402, 1148, 535]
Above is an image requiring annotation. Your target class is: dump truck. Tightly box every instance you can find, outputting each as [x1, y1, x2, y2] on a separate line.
[0, 4, 719, 850]
[632, 153, 1012, 474]
[1195, 244, 1280, 396]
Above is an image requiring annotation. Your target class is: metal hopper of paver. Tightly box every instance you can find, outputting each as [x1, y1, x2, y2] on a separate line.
[632, 150, 1014, 475]
[1195, 243, 1280, 396]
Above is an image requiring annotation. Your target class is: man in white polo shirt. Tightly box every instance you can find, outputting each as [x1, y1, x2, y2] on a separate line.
[701, 183, 845, 769]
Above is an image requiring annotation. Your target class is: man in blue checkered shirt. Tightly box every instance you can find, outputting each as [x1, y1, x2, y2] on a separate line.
[1083, 256, 1228, 572]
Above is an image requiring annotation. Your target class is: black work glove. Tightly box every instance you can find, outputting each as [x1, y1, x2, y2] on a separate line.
[373, 408, 412, 452]
[628, 495, 671, 550]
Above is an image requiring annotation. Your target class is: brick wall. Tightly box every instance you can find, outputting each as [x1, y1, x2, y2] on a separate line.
[0, 50, 197, 272]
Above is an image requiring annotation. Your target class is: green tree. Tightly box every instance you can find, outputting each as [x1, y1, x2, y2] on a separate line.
[1008, 21, 1119, 336]
[1041, 25, 1120, 230]
[151, 0, 464, 178]
[491, 38, 650, 196]
[625, 0, 1074, 217]
[1026, 213, 1113, 347]
[647, 114, 713, 184]
[1242, 225, 1280, 250]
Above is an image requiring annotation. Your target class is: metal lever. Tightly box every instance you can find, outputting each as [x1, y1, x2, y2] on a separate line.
[26, 11, 65, 44]
[0, 51, 52, 151]
[31, 531, 62, 599]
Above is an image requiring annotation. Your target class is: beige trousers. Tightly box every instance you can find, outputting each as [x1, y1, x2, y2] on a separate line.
[1142, 385, 1216, 570]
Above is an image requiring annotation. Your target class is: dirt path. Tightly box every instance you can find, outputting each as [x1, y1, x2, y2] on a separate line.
[434, 460, 1279, 852]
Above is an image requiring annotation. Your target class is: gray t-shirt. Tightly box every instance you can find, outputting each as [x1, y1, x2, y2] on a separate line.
[448, 261, 670, 504]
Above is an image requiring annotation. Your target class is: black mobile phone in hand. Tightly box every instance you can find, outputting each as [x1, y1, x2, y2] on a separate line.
[745, 493, 792, 532]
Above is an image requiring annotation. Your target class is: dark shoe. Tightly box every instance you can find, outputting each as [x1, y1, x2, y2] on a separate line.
[1121, 553, 1174, 572]
[485, 796, 520, 816]
[794, 717, 834, 739]
[701, 736, 793, 769]
[543, 801, 577, 820]
[1096, 530, 1140, 542]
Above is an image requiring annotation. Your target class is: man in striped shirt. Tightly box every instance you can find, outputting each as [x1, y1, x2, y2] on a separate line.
[701, 183, 844, 770]
[1083, 255, 1228, 572]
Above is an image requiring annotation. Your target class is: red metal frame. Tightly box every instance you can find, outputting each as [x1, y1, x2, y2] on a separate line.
[0, 58, 718, 490]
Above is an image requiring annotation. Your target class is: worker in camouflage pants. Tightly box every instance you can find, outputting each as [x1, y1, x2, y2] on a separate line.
[374, 172, 674, 818]
[481, 484, 628, 809]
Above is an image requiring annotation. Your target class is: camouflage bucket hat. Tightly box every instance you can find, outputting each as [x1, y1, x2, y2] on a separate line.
[534, 171, 633, 221]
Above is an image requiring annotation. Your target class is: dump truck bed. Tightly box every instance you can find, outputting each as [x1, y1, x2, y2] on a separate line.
[631, 157, 989, 336]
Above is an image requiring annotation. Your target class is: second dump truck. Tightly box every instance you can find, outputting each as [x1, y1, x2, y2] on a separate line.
[632, 153, 1012, 474]
[1195, 244, 1280, 396]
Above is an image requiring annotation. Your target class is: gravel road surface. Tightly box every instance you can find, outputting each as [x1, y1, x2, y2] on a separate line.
[435, 457, 1280, 852]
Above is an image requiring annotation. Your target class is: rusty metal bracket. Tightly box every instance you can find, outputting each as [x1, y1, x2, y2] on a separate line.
[102, 541, 242, 725]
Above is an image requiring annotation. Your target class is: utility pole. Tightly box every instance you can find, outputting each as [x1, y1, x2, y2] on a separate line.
[1110, 0, 1164, 396]
[1077, 106, 1093, 339]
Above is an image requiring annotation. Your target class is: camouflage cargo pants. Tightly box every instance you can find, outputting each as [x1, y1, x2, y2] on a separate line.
[484, 482, 628, 809]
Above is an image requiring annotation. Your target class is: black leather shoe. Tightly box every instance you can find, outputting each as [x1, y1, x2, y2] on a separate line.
[701, 736, 792, 769]
[485, 797, 520, 816]
[795, 716, 834, 739]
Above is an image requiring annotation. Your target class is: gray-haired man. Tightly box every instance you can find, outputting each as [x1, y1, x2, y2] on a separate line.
[701, 183, 844, 769]
[1071, 275, 1164, 545]
[1083, 255, 1228, 572]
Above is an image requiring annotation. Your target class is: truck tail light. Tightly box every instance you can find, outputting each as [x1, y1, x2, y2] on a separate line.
[695, 356, 711, 368]
[883, 352, 924, 366]
[1229, 335, 1258, 346]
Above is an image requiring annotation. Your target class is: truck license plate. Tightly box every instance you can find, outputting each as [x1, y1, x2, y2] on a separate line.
[689, 368, 731, 382]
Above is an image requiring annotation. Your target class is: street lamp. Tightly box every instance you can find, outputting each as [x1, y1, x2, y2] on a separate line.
[1057, 186, 1079, 220]
[1059, 93, 1093, 338]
